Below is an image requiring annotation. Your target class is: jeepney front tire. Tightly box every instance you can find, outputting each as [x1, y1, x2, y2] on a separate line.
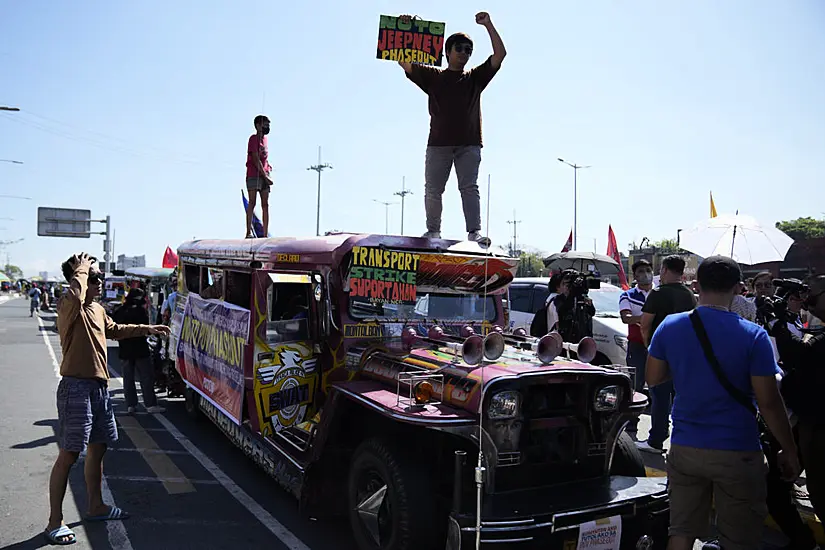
[610, 431, 646, 477]
[184, 386, 200, 420]
[348, 438, 439, 550]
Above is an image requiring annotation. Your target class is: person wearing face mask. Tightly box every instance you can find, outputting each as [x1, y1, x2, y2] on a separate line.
[768, 275, 825, 525]
[245, 114, 273, 239]
[619, 260, 654, 435]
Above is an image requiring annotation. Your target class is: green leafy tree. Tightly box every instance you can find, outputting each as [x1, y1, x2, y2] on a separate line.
[775, 217, 825, 241]
[651, 239, 680, 253]
[3, 264, 23, 279]
[517, 252, 545, 277]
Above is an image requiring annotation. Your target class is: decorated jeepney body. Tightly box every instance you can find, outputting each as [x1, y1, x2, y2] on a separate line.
[170, 234, 669, 550]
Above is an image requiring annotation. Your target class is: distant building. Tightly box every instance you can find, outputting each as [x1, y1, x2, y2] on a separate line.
[117, 254, 145, 270]
[742, 237, 825, 282]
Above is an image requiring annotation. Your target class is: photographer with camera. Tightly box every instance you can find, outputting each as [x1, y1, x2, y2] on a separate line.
[763, 275, 825, 524]
[530, 272, 568, 337]
[555, 269, 596, 344]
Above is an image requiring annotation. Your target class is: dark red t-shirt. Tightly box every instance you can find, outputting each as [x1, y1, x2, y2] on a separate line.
[246, 134, 271, 178]
[406, 56, 499, 147]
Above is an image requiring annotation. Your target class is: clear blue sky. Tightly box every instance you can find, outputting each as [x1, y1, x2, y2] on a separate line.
[1, 0, 823, 277]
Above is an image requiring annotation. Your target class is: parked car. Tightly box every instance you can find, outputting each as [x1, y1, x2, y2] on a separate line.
[508, 278, 628, 366]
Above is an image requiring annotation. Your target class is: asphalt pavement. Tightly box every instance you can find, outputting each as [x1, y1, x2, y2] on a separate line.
[0, 295, 801, 549]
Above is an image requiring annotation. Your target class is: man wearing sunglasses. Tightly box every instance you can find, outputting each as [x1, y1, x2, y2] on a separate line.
[400, 11, 506, 244]
[769, 275, 825, 529]
[44, 253, 170, 545]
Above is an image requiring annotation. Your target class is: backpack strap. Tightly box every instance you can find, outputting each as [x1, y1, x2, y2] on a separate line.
[689, 309, 757, 416]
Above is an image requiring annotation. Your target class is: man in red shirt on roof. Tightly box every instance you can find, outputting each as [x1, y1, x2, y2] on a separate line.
[245, 115, 273, 238]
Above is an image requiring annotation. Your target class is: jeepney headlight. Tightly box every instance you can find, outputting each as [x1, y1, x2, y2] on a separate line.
[594, 385, 621, 412]
[488, 391, 520, 419]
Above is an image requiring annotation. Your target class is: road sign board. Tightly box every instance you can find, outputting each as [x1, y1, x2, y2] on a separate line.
[37, 207, 92, 238]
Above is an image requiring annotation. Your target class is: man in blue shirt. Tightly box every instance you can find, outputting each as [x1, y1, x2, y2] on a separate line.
[646, 256, 799, 550]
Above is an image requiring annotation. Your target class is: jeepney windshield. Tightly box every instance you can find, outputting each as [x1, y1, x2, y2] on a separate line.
[349, 292, 497, 322]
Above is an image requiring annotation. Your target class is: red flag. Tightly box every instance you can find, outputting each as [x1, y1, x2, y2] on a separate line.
[561, 230, 573, 253]
[162, 246, 179, 269]
[606, 225, 629, 290]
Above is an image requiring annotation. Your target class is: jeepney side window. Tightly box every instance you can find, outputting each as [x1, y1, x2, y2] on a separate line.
[183, 264, 200, 294]
[200, 268, 224, 300]
[225, 271, 251, 309]
[267, 283, 310, 344]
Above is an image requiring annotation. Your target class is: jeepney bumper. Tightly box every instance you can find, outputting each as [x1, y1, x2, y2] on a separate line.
[447, 475, 669, 549]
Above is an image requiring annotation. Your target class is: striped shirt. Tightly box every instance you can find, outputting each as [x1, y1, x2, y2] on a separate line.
[619, 285, 649, 344]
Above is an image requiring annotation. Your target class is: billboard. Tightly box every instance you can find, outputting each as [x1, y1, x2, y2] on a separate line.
[37, 207, 92, 238]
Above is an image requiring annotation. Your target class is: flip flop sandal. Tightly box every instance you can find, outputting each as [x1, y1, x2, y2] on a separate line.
[44, 525, 77, 545]
[85, 506, 130, 522]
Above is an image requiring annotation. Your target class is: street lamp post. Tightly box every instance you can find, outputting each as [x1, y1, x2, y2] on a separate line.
[307, 146, 332, 237]
[373, 199, 397, 234]
[393, 176, 413, 235]
[558, 158, 591, 251]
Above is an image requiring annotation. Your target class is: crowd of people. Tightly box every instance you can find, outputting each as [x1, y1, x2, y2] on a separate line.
[616, 255, 825, 550]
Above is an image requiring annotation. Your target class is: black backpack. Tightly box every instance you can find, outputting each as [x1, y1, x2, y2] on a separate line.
[531, 296, 556, 337]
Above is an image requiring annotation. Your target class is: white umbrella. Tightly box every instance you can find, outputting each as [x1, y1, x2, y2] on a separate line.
[679, 213, 794, 265]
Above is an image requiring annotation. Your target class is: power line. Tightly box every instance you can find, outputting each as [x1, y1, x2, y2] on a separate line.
[393, 176, 413, 235]
[307, 146, 332, 236]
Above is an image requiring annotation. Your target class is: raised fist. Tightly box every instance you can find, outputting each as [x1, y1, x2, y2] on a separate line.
[475, 12, 492, 26]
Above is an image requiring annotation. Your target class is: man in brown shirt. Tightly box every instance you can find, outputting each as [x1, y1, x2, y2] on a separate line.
[400, 11, 506, 244]
[44, 253, 169, 545]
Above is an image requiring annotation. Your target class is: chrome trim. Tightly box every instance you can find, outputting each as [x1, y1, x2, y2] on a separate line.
[479, 367, 630, 408]
[461, 520, 554, 533]
[334, 386, 477, 426]
[483, 519, 535, 526]
[480, 537, 533, 543]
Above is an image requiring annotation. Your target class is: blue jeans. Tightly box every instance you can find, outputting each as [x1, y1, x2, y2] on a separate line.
[625, 341, 648, 432]
[648, 380, 673, 449]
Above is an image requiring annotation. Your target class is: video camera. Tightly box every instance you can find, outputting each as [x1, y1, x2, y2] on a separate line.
[755, 279, 808, 326]
[564, 269, 601, 299]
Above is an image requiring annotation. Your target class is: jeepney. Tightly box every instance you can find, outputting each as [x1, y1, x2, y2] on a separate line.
[124, 266, 175, 323]
[101, 274, 127, 315]
[169, 234, 668, 550]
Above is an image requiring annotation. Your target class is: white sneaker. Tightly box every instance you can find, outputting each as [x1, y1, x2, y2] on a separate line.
[635, 441, 664, 454]
[422, 231, 441, 239]
[146, 406, 166, 414]
[468, 232, 491, 246]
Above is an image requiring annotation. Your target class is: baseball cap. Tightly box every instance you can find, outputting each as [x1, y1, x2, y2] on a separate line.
[696, 255, 742, 292]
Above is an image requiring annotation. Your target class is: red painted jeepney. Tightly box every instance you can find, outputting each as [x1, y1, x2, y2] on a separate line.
[169, 233, 668, 550]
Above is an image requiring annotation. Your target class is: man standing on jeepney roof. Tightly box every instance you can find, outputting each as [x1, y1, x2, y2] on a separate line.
[245, 114, 273, 239]
[399, 11, 506, 244]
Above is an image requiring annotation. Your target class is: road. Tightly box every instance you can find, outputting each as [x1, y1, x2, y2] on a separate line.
[0, 295, 799, 549]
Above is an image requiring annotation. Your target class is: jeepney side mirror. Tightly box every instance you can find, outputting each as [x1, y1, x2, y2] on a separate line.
[312, 273, 330, 337]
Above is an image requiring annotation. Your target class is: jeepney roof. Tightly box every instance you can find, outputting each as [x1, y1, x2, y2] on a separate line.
[177, 234, 514, 269]
[124, 267, 174, 280]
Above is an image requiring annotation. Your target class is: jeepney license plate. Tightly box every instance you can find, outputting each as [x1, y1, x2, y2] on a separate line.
[574, 515, 622, 549]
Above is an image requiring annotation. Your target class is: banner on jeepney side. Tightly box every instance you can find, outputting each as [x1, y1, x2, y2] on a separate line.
[348, 246, 420, 305]
[176, 294, 250, 424]
[376, 15, 445, 67]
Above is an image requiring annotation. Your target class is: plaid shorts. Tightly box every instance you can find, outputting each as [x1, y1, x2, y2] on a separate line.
[56, 377, 118, 452]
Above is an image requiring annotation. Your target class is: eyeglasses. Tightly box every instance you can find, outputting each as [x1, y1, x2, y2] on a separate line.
[453, 44, 473, 54]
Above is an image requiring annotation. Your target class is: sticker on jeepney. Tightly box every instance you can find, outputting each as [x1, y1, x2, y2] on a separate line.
[254, 342, 318, 434]
[576, 515, 621, 550]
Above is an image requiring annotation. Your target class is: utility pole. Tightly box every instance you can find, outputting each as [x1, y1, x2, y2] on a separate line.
[307, 146, 332, 236]
[557, 158, 591, 251]
[393, 176, 413, 235]
[507, 210, 521, 257]
[372, 199, 397, 234]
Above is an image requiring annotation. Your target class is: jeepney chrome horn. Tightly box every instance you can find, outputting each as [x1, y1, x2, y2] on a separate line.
[496, 326, 564, 364]
[562, 336, 598, 363]
[458, 325, 505, 362]
[401, 326, 485, 366]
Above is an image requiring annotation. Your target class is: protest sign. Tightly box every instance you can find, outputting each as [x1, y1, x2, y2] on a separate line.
[177, 294, 250, 424]
[576, 515, 622, 550]
[376, 14, 445, 66]
[349, 246, 420, 305]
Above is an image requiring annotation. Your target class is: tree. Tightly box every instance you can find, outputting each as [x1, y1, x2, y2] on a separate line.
[3, 264, 23, 279]
[517, 252, 545, 277]
[775, 217, 825, 241]
[651, 239, 680, 253]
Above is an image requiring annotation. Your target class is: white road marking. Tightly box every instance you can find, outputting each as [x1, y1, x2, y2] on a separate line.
[113, 447, 191, 455]
[105, 475, 220, 485]
[36, 315, 135, 550]
[153, 412, 312, 550]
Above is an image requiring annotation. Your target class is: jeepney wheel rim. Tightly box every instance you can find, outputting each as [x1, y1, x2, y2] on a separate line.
[354, 468, 392, 547]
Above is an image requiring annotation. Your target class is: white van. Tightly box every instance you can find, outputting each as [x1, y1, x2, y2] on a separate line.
[508, 278, 628, 366]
